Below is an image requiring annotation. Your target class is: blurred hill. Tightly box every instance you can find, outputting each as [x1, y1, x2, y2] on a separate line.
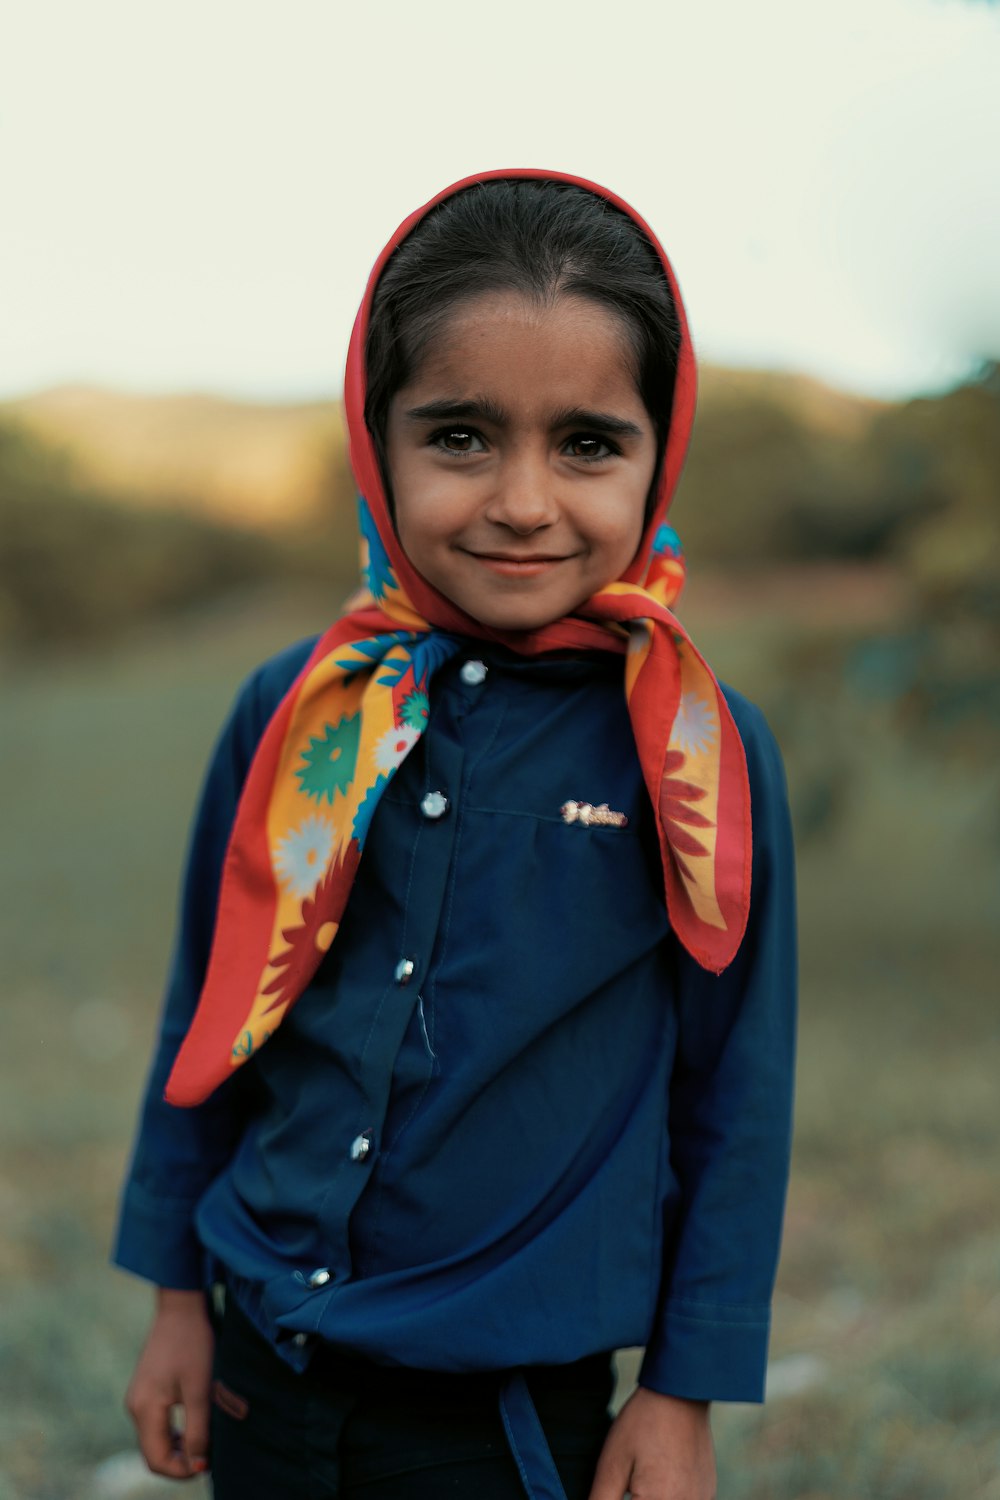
[0, 388, 362, 649]
[2, 385, 354, 529]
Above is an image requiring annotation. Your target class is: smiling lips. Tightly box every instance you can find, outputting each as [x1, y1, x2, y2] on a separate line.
[464, 550, 572, 577]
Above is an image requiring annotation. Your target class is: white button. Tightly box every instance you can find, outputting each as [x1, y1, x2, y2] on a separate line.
[292, 1332, 309, 1347]
[394, 958, 415, 985]
[350, 1131, 373, 1162]
[307, 1268, 331, 1288]
[420, 790, 449, 820]
[460, 659, 488, 686]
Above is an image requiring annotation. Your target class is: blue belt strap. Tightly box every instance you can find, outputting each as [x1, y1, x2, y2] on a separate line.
[499, 1371, 569, 1500]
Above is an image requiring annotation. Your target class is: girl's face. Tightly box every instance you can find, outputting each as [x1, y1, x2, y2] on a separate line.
[384, 291, 658, 632]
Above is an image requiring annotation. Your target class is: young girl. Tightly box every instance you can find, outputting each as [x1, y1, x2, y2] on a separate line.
[114, 169, 796, 1500]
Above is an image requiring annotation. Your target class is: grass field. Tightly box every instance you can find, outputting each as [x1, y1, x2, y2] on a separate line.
[2, 580, 998, 1499]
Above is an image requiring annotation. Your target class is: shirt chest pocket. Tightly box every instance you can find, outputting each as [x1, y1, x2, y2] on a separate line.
[436, 801, 671, 1022]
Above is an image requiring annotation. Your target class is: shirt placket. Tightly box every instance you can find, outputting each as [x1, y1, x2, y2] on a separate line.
[300, 654, 495, 1307]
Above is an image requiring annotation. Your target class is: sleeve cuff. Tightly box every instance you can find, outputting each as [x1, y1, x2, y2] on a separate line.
[638, 1299, 771, 1403]
[110, 1180, 208, 1290]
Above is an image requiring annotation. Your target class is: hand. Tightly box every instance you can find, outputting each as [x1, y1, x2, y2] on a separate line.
[125, 1288, 215, 1479]
[588, 1387, 716, 1500]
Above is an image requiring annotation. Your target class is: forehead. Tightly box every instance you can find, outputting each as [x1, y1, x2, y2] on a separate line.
[402, 291, 643, 410]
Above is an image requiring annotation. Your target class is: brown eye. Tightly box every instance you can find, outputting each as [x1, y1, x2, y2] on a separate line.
[432, 427, 486, 455]
[567, 434, 614, 461]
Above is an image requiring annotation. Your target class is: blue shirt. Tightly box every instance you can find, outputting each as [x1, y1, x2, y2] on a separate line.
[113, 635, 796, 1404]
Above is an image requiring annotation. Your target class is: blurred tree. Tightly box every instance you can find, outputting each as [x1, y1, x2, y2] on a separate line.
[885, 368, 1000, 623]
[676, 381, 937, 568]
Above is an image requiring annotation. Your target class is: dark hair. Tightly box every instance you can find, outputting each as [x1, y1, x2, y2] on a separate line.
[364, 179, 681, 503]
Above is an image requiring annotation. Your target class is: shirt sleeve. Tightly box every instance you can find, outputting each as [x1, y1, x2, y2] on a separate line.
[639, 696, 797, 1403]
[111, 664, 270, 1290]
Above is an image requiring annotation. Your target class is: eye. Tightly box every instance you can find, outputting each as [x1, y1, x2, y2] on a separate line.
[565, 433, 619, 462]
[430, 426, 487, 456]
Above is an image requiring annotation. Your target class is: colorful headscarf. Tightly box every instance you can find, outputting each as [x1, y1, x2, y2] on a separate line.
[165, 169, 752, 1107]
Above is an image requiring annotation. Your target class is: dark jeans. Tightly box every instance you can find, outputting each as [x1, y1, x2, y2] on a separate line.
[209, 1296, 615, 1499]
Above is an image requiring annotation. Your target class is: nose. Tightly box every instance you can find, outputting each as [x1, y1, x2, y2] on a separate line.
[484, 448, 558, 533]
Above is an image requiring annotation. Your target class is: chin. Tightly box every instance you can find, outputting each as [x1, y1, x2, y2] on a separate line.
[468, 603, 568, 633]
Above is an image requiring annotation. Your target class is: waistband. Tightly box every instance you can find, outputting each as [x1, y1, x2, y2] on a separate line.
[222, 1291, 610, 1499]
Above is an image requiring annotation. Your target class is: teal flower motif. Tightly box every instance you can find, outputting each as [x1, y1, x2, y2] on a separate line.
[334, 633, 412, 678]
[400, 689, 430, 730]
[411, 633, 462, 685]
[375, 650, 417, 689]
[363, 634, 459, 690]
[296, 714, 361, 803]
[359, 496, 397, 601]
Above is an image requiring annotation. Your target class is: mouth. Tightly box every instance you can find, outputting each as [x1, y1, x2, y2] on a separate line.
[462, 550, 572, 577]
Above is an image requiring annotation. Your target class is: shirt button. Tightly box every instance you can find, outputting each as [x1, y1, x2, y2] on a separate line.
[307, 1268, 331, 1289]
[292, 1332, 310, 1348]
[394, 958, 415, 985]
[460, 659, 488, 686]
[420, 790, 449, 820]
[350, 1130, 374, 1162]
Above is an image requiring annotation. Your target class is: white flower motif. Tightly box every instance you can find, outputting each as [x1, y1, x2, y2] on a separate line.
[373, 724, 420, 773]
[672, 692, 718, 756]
[272, 814, 335, 899]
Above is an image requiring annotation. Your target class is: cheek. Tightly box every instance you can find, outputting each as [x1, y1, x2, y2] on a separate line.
[393, 458, 476, 541]
[597, 504, 647, 582]
[593, 478, 650, 555]
[385, 449, 428, 545]
[393, 498, 429, 563]
[616, 515, 646, 571]
[392, 484, 460, 568]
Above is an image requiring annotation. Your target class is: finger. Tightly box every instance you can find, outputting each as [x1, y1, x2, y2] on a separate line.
[130, 1393, 194, 1478]
[180, 1382, 212, 1474]
[587, 1442, 632, 1500]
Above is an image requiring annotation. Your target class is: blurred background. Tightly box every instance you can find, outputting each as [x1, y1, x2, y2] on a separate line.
[2, 1, 998, 1496]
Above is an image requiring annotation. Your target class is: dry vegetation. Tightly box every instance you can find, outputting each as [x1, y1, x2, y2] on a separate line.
[3, 387, 351, 529]
[1, 369, 998, 1498]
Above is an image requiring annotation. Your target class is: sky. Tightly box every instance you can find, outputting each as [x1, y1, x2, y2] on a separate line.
[2, 0, 999, 403]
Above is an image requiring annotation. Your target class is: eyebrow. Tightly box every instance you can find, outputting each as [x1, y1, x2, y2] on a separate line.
[402, 397, 644, 438]
[403, 397, 507, 426]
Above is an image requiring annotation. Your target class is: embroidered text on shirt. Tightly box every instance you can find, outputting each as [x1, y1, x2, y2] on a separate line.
[560, 801, 629, 828]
